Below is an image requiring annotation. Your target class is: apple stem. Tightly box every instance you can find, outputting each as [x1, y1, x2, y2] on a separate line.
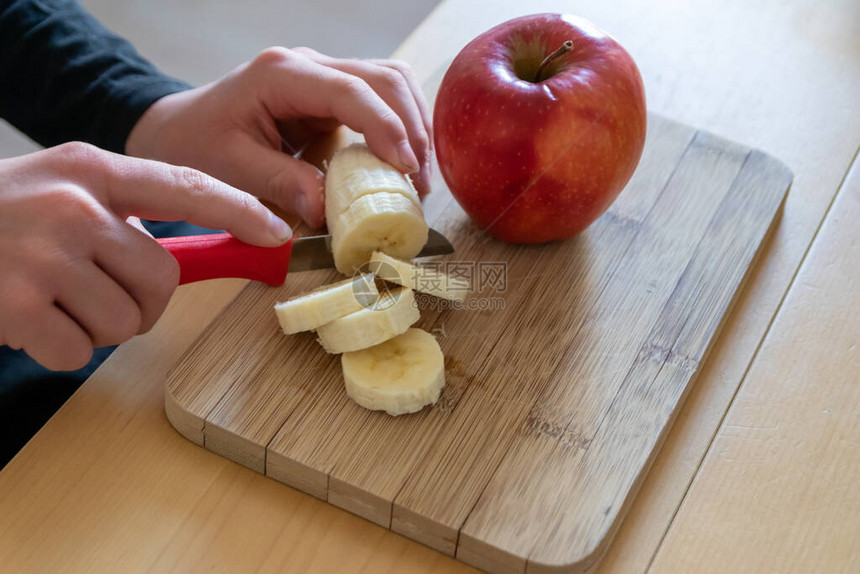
[535, 40, 574, 82]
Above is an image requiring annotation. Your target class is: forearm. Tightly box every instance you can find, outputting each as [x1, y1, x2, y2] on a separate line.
[0, 0, 190, 153]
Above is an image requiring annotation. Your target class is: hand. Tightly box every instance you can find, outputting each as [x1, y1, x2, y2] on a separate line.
[126, 47, 433, 230]
[0, 142, 291, 371]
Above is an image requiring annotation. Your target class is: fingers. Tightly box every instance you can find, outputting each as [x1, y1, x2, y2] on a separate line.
[276, 117, 342, 154]
[226, 133, 326, 228]
[250, 48, 421, 177]
[372, 59, 433, 197]
[370, 59, 433, 143]
[97, 153, 292, 247]
[54, 259, 141, 347]
[47, 210, 178, 340]
[25, 307, 93, 371]
[92, 218, 180, 334]
[291, 50, 432, 196]
[0, 286, 93, 371]
[3, 144, 274, 371]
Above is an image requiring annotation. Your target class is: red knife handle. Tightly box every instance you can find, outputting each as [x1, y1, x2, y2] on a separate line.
[155, 233, 293, 286]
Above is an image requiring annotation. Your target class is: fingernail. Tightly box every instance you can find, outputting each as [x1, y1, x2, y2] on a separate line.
[418, 162, 432, 197]
[269, 211, 293, 242]
[296, 193, 311, 221]
[398, 141, 420, 173]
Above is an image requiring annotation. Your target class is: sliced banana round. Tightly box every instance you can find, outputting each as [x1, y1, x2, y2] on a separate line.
[329, 192, 429, 274]
[316, 286, 420, 354]
[274, 274, 378, 334]
[342, 328, 445, 416]
[368, 251, 469, 302]
[325, 143, 421, 219]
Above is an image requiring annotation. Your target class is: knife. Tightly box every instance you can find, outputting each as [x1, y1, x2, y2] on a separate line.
[155, 229, 454, 286]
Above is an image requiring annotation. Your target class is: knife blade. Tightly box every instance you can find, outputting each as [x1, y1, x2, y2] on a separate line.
[156, 228, 454, 286]
[287, 228, 454, 272]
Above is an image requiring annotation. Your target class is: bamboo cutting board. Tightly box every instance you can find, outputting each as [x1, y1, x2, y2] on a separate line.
[165, 110, 791, 573]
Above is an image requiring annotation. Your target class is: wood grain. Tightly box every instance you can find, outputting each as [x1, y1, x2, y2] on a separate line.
[648, 155, 860, 573]
[0, 280, 248, 572]
[391, 116, 697, 555]
[395, 1, 860, 572]
[166, 111, 790, 573]
[2, 1, 858, 574]
[454, 139, 777, 573]
[463, 152, 790, 574]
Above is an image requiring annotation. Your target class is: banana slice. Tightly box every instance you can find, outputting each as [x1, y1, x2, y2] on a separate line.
[325, 144, 429, 274]
[274, 274, 378, 335]
[341, 328, 445, 416]
[325, 143, 421, 219]
[316, 286, 420, 353]
[368, 251, 469, 302]
[328, 192, 429, 274]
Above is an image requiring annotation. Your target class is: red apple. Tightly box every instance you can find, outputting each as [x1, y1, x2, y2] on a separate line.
[433, 13, 647, 243]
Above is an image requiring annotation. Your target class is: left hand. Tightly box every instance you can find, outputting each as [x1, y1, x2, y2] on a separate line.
[126, 47, 433, 230]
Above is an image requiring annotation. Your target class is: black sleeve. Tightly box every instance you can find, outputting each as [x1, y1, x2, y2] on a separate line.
[0, 0, 191, 153]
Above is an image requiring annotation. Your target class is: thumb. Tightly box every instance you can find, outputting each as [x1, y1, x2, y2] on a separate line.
[100, 155, 292, 247]
[225, 136, 327, 229]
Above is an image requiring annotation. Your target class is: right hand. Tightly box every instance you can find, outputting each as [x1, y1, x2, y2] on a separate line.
[0, 142, 292, 371]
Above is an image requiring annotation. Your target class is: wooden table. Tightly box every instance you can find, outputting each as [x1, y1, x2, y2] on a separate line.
[1, 0, 858, 572]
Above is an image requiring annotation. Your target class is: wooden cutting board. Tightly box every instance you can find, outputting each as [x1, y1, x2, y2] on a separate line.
[165, 108, 791, 573]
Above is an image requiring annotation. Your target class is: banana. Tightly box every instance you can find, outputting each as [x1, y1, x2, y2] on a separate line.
[329, 193, 428, 275]
[278, 144, 447, 415]
[368, 251, 469, 302]
[341, 328, 445, 416]
[325, 144, 429, 274]
[325, 143, 421, 216]
[274, 274, 378, 334]
[316, 286, 420, 353]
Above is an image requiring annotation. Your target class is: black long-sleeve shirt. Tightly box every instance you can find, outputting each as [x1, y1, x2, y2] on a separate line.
[0, 0, 190, 153]
[0, 1, 198, 470]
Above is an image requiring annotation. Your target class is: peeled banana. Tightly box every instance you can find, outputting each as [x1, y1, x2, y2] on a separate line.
[274, 274, 378, 334]
[368, 251, 469, 302]
[316, 286, 420, 354]
[325, 144, 429, 274]
[341, 328, 445, 416]
[274, 144, 449, 417]
[325, 143, 421, 216]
